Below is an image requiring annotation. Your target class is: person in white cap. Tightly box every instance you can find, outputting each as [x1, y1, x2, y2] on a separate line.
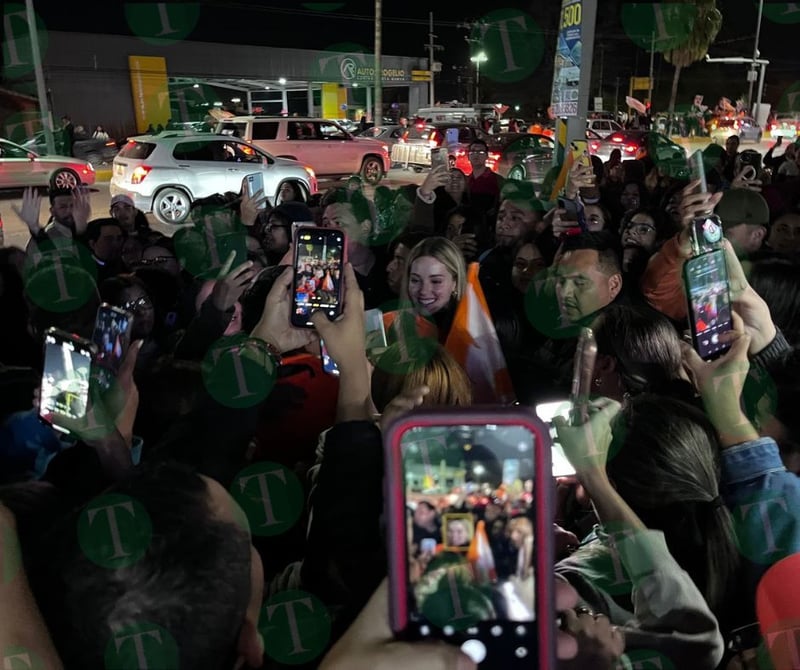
[109, 193, 151, 237]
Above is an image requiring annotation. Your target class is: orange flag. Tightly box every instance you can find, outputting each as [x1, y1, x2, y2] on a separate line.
[467, 520, 497, 584]
[445, 263, 516, 405]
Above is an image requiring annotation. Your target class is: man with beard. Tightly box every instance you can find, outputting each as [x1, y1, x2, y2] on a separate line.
[13, 187, 92, 242]
[618, 208, 672, 286]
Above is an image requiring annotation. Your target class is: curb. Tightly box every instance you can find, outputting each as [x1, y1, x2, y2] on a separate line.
[94, 168, 112, 182]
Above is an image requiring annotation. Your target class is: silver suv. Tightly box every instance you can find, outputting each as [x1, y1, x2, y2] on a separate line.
[215, 116, 391, 185]
[110, 133, 318, 224]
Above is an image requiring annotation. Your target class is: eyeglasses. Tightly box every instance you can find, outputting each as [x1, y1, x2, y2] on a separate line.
[469, 150, 487, 156]
[122, 296, 153, 312]
[625, 223, 656, 236]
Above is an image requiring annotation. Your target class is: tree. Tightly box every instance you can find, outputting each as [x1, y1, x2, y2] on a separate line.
[661, 0, 722, 113]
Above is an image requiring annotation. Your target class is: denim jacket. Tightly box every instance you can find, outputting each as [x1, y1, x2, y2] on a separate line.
[720, 437, 800, 616]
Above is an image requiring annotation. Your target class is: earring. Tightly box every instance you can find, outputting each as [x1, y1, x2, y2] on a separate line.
[593, 378, 602, 388]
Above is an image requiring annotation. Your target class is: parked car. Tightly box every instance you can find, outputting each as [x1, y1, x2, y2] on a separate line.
[770, 114, 800, 139]
[22, 130, 119, 165]
[593, 130, 687, 176]
[215, 116, 390, 184]
[353, 124, 408, 148]
[0, 137, 96, 190]
[708, 115, 762, 143]
[586, 118, 624, 138]
[110, 133, 317, 225]
[492, 133, 554, 194]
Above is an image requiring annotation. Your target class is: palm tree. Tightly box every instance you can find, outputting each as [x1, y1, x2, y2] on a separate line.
[662, 0, 723, 112]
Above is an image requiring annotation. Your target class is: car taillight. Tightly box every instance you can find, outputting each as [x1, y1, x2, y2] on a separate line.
[624, 144, 637, 153]
[590, 141, 600, 152]
[611, 135, 623, 142]
[488, 152, 500, 162]
[104, 141, 116, 147]
[131, 165, 152, 184]
[734, 121, 740, 129]
[304, 166, 316, 179]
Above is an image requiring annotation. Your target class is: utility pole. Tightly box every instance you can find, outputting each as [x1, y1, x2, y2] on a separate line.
[598, 43, 604, 99]
[424, 12, 444, 106]
[648, 31, 655, 110]
[26, 0, 55, 155]
[749, 0, 765, 119]
[614, 76, 620, 118]
[374, 0, 382, 124]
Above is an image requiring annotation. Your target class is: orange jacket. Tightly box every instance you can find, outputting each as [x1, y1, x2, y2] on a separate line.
[641, 234, 690, 321]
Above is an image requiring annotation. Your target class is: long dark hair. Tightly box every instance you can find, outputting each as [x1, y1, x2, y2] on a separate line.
[607, 395, 740, 622]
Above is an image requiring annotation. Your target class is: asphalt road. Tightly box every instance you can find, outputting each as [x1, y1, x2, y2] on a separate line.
[0, 135, 781, 250]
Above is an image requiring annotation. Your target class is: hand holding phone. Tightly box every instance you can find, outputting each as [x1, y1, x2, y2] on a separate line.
[682, 249, 733, 361]
[244, 172, 266, 210]
[557, 197, 587, 234]
[430, 147, 448, 171]
[383, 407, 555, 669]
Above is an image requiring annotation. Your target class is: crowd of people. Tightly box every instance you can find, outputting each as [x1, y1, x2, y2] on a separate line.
[1, 128, 800, 669]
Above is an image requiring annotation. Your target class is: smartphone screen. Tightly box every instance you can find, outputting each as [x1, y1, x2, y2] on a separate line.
[92, 304, 133, 387]
[691, 213, 724, 256]
[40, 329, 94, 433]
[535, 401, 576, 478]
[431, 147, 448, 171]
[684, 249, 733, 361]
[245, 172, 266, 209]
[387, 414, 552, 668]
[291, 227, 345, 328]
[570, 140, 591, 168]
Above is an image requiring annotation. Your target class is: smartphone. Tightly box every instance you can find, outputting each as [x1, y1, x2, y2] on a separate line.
[320, 338, 339, 376]
[91, 304, 133, 390]
[383, 407, 555, 669]
[291, 227, 346, 328]
[690, 213, 724, 257]
[535, 401, 576, 478]
[557, 196, 588, 234]
[689, 149, 707, 194]
[683, 249, 733, 361]
[39, 328, 96, 434]
[739, 150, 762, 173]
[431, 147, 448, 171]
[244, 172, 266, 210]
[570, 140, 591, 168]
[365, 307, 388, 359]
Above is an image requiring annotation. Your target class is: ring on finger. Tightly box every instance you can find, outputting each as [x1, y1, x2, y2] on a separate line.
[575, 606, 595, 617]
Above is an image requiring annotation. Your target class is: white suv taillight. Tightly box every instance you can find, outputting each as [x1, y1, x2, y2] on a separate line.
[131, 165, 152, 184]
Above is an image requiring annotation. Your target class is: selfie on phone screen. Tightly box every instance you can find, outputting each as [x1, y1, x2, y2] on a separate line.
[292, 228, 345, 327]
[40, 330, 94, 430]
[685, 250, 732, 360]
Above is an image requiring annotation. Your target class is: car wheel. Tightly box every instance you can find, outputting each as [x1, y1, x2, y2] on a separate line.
[413, 166, 424, 173]
[360, 156, 384, 185]
[153, 187, 191, 224]
[448, 155, 456, 169]
[508, 165, 526, 181]
[50, 168, 80, 190]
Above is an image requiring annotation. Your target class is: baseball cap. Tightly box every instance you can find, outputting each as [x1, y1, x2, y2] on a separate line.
[110, 194, 135, 209]
[714, 189, 770, 228]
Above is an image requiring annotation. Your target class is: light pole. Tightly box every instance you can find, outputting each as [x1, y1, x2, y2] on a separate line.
[748, 0, 765, 118]
[470, 51, 487, 105]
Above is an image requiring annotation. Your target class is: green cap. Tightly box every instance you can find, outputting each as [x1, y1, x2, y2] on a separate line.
[715, 189, 770, 228]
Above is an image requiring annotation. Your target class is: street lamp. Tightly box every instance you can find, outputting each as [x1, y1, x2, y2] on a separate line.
[470, 51, 488, 105]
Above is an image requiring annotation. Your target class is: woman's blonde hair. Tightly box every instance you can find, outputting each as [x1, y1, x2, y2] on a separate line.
[402, 236, 467, 303]
[371, 343, 472, 412]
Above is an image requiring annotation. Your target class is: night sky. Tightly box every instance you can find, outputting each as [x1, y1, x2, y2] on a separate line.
[18, 1, 800, 113]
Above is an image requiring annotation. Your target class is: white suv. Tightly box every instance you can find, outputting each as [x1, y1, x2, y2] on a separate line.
[215, 116, 391, 185]
[586, 119, 623, 138]
[110, 133, 317, 224]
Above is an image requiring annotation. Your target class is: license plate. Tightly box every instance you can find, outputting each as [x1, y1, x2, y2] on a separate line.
[114, 164, 125, 177]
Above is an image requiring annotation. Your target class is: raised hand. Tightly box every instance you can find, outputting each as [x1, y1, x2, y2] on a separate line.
[239, 180, 269, 227]
[72, 187, 92, 236]
[11, 186, 43, 236]
[210, 257, 259, 312]
[675, 179, 724, 254]
[553, 397, 621, 477]
[419, 164, 449, 197]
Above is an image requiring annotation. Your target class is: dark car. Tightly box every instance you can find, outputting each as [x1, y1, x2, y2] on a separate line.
[492, 133, 554, 193]
[22, 130, 119, 165]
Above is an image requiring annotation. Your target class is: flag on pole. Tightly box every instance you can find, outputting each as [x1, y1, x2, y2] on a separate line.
[445, 263, 516, 404]
[467, 520, 497, 584]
